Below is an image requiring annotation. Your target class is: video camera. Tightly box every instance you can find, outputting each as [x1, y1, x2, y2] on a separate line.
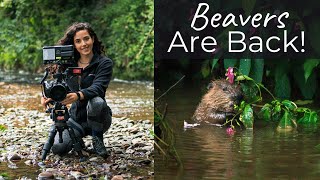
[41, 45, 83, 102]
[40, 45, 85, 162]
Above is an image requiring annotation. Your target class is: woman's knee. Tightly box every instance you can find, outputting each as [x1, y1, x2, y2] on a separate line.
[87, 97, 107, 115]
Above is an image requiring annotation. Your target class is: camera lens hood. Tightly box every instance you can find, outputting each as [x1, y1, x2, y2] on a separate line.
[50, 84, 67, 102]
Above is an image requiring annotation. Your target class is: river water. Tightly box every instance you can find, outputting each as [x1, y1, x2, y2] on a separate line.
[155, 81, 320, 179]
[0, 71, 154, 178]
[0, 71, 154, 121]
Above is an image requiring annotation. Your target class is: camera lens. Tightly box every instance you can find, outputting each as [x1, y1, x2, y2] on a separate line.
[50, 84, 67, 102]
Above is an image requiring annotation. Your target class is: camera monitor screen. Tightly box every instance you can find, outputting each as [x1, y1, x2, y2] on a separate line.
[43, 45, 74, 65]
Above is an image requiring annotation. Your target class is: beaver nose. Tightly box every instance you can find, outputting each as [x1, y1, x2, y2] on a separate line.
[237, 94, 243, 101]
[232, 94, 243, 103]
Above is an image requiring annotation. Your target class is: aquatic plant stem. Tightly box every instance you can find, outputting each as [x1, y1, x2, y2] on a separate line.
[156, 75, 185, 101]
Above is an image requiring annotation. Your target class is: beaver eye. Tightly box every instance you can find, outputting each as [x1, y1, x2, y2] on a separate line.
[223, 87, 227, 91]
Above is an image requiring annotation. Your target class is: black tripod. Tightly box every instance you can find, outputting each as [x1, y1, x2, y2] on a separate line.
[41, 102, 86, 162]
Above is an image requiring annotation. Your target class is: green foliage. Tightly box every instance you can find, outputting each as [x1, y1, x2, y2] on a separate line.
[297, 108, 319, 124]
[239, 103, 254, 129]
[225, 68, 319, 130]
[277, 110, 295, 130]
[303, 59, 320, 81]
[0, 0, 153, 80]
[274, 65, 291, 99]
[0, 124, 6, 131]
[250, 59, 264, 83]
[239, 59, 251, 76]
[211, 59, 219, 72]
[224, 59, 238, 69]
[293, 62, 318, 99]
[95, 0, 154, 80]
[259, 103, 272, 121]
[154, 107, 181, 164]
[208, 58, 320, 100]
[201, 60, 210, 78]
[0, 172, 9, 178]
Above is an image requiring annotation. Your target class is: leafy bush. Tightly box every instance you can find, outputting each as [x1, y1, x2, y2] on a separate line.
[0, 0, 154, 80]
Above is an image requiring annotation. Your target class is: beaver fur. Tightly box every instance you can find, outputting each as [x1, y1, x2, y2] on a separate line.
[193, 79, 243, 124]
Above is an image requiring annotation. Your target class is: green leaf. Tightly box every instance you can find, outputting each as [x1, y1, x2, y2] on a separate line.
[274, 104, 281, 113]
[239, 59, 251, 76]
[272, 103, 282, 121]
[211, 59, 219, 72]
[240, 81, 259, 101]
[201, 60, 210, 78]
[250, 59, 264, 83]
[277, 110, 294, 130]
[297, 111, 319, 124]
[296, 107, 309, 113]
[242, 0, 256, 16]
[303, 59, 320, 81]
[258, 103, 272, 122]
[274, 66, 291, 99]
[293, 66, 317, 99]
[282, 100, 297, 111]
[224, 59, 238, 69]
[240, 101, 246, 110]
[154, 111, 162, 123]
[240, 104, 254, 129]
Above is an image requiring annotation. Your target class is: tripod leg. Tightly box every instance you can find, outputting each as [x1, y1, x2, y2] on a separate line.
[42, 125, 57, 161]
[67, 127, 87, 162]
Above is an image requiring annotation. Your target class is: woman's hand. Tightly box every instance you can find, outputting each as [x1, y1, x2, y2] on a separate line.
[60, 92, 79, 105]
[41, 96, 53, 110]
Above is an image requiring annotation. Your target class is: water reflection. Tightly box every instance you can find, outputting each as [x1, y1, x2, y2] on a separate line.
[155, 82, 320, 179]
[0, 73, 154, 121]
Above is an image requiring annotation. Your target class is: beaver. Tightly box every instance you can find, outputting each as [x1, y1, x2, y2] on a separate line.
[193, 79, 243, 124]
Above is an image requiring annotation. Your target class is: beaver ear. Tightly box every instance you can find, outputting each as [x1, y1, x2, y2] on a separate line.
[207, 82, 215, 90]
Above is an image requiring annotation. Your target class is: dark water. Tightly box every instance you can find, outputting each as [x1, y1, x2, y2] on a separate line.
[155, 82, 320, 180]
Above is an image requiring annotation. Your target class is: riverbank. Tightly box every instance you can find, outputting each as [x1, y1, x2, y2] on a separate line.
[0, 106, 154, 179]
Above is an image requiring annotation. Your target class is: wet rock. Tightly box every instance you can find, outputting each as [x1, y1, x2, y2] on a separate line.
[114, 148, 123, 154]
[125, 149, 135, 154]
[38, 172, 54, 180]
[111, 175, 124, 180]
[138, 159, 151, 165]
[7, 162, 18, 169]
[8, 153, 21, 161]
[70, 171, 83, 179]
[89, 157, 101, 162]
[118, 164, 127, 170]
[0, 106, 154, 179]
[24, 159, 32, 165]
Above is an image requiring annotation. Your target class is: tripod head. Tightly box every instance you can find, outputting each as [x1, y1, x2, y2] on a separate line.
[46, 101, 70, 143]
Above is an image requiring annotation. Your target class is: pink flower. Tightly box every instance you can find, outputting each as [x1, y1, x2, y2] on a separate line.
[225, 67, 234, 84]
[226, 127, 235, 135]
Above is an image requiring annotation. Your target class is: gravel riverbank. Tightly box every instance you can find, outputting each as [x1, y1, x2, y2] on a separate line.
[0, 106, 154, 179]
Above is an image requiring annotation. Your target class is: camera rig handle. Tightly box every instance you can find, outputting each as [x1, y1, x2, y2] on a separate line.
[40, 68, 49, 85]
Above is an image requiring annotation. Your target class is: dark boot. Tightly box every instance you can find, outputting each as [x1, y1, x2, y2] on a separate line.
[92, 136, 109, 158]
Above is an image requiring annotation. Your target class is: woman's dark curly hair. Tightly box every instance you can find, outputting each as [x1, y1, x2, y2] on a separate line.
[57, 22, 105, 61]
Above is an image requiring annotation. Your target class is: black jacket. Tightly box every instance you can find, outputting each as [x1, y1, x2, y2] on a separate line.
[67, 54, 113, 122]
